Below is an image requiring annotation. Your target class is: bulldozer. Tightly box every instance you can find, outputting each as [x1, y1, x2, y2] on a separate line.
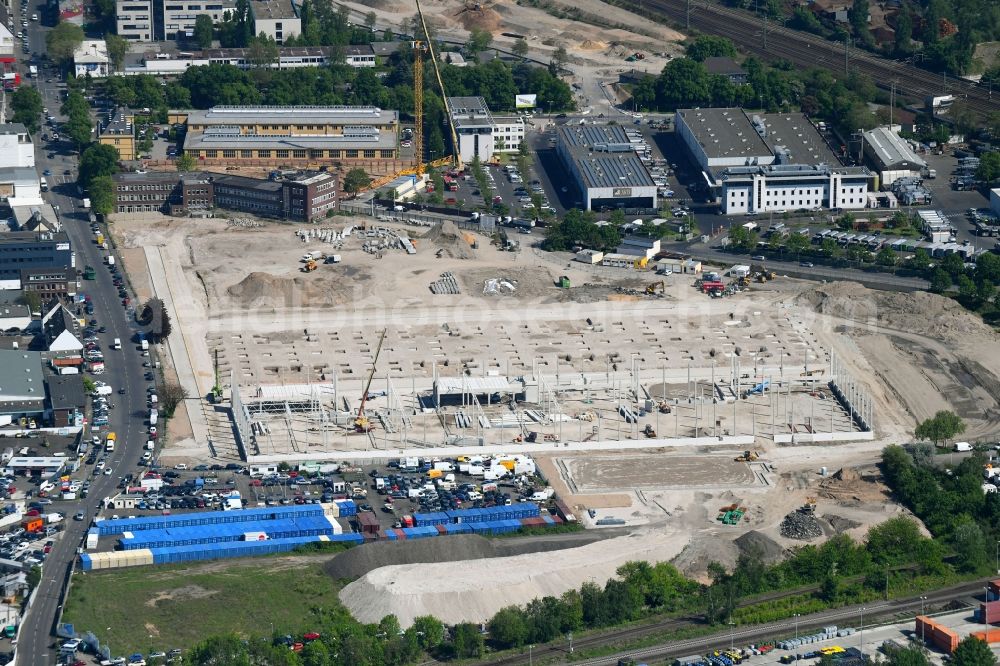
[302, 259, 318, 273]
[799, 497, 817, 514]
[734, 450, 759, 462]
[657, 401, 672, 414]
[643, 424, 657, 438]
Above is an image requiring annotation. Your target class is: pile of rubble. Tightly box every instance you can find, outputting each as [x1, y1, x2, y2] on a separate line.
[779, 510, 822, 540]
[430, 272, 461, 295]
[483, 278, 517, 296]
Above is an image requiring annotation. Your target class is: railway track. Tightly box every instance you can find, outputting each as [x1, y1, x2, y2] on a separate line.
[472, 578, 986, 666]
[622, 0, 998, 116]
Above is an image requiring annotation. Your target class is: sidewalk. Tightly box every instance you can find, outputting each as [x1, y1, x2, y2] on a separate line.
[144, 246, 211, 452]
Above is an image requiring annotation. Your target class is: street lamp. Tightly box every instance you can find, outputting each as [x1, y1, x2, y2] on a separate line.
[995, 540, 999, 575]
[860, 607, 866, 661]
[793, 613, 801, 641]
[528, 644, 534, 666]
[919, 596, 927, 645]
[729, 620, 736, 650]
[567, 632, 573, 654]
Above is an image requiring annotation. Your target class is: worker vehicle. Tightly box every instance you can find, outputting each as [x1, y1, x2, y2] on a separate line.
[354, 329, 387, 432]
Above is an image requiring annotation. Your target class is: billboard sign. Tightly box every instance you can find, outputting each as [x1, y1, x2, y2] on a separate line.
[515, 94, 537, 109]
[612, 187, 633, 197]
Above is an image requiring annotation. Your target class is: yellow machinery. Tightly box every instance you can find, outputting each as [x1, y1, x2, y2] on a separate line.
[734, 450, 759, 462]
[302, 259, 317, 272]
[354, 329, 387, 432]
[645, 281, 665, 295]
[369, 0, 460, 191]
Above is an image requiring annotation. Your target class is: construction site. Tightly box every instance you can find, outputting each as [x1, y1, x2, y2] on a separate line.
[109, 203, 1000, 625]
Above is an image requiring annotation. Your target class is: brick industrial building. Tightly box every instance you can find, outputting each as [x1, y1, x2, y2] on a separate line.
[169, 106, 407, 173]
[111, 170, 338, 222]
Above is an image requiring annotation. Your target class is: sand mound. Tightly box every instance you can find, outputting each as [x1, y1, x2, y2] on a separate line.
[325, 532, 611, 580]
[796, 282, 997, 345]
[421, 221, 476, 260]
[580, 39, 607, 49]
[734, 530, 785, 563]
[832, 467, 859, 481]
[226, 272, 348, 309]
[459, 7, 501, 32]
[338, 531, 690, 627]
[824, 514, 862, 533]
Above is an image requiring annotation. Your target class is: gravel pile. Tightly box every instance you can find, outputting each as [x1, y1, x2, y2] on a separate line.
[780, 510, 823, 540]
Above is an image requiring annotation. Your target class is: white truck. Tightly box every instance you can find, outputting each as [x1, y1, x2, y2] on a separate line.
[94, 385, 113, 396]
[112, 338, 121, 350]
[149, 410, 157, 426]
[140, 339, 149, 351]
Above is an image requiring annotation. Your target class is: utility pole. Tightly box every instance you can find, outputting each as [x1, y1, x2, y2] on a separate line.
[686, 0, 692, 29]
[763, 14, 767, 50]
[889, 81, 895, 127]
[844, 37, 850, 76]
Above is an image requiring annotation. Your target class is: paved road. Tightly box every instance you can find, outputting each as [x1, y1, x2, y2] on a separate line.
[15, 12, 153, 665]
[685, 244, 930, 291]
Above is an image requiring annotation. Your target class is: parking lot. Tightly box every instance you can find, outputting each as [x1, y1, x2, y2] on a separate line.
[91, 455, 553, 537]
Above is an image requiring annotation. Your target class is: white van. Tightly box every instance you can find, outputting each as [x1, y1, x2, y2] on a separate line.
[954, 442, 972, 452]
[112, 338, 122, 350]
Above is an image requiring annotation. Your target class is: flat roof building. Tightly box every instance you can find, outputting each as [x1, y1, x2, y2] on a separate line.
[718, 164, 871, 214]
[0, 231, 73, 288]
[0, 350, 45, 420]
[675, 108, 773, 173]
[47, 374, 86, 428]
[116, 0, 153, 41]
[161, 0, 236, 40]
[0, 124, 34, 169]
[556, 125, 657, 211]
[702, 57, 747, 85]
[448, 96, 526, 163]
[175, 106, 400, 169]
[757, 113, 839, 166]
[250, 0, 300, 44]
[112, 170, 337, 222]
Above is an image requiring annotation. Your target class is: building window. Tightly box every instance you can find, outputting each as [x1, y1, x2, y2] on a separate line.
[379, 150, 394, 158]
[241, 150, 253, 158]
[364, 149, 376, 158]
[206, 150, 218, 158]
[346, 150, 358, 158]
[258, 150, 272, 158]
[223, 149, 236, 158]
[276, 150, 289, 158]
[292, 150, 307, 158]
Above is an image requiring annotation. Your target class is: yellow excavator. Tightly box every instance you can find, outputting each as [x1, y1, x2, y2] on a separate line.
[734, 450, 759, 462]
[302, 259, 317, 273]
[354, 329, 387, 432]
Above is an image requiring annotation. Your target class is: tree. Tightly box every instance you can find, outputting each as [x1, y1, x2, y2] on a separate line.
[16, 291, 41, 313]
[411, 615, 444, 650]
[194, 14, 215, 48]
[487, 606, 528, 648]
[78, 144, 120, 188]
[175, 153, 196, 172]
[848, 0, 871, 42]
[686, 35, 737, 61]
[11, 86, 43, 133]
[876, 246, 897, 266]
[140, 297, 173, 342]
[785, 232, 810, 255]
[65, 113, 94, 149]
[886, 646, 930, 666]
[929, 268, 951, 294]
[343, 168, 371, 195]
[246, 33, 280, 68]
[549, 45, 568, 74]
[82, 377, 96, 394]
[26, 565, 41, 590]
[512, 38, 529, 60]
[957, 274, 977, 301]
[159, 381, 188, 417]
[451, 623, 484, 658]
[950, 515, 988, 573]
[914, 410, 966, 446]
[952, 635, 998, 666]
[976, 152, 1000, 184]
[364, 11, 377, 30]
[45, 22, 85, 66]
[105, 35, 129, 72]
[466, 28, 493, 59]
[88, 175, 115, 216]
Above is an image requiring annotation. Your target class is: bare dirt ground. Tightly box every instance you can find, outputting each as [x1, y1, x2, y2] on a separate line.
[111, 214, 1000, 624]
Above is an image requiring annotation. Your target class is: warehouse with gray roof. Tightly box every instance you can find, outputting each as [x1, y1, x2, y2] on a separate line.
[555, 125, 657, 211]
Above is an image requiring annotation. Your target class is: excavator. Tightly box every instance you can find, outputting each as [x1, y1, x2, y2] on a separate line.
[354, 329, 387, 432]
[644, 281, 665, 296]
[734, 450, 759, 462]
[302, 259, 317, 273]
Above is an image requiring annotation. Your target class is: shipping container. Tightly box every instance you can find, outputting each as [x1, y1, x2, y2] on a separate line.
[974, 600, 1000, 624]
[358, 512, 380, 535]
[970, 630, 1000, 645]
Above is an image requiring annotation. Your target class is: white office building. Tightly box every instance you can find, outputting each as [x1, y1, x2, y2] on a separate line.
[449, 96, 525, 163]
[718, 164, 872, 214]
[250, 0, 300, 44]
[162, 0, 235, 40]
[0, 124, 34, 169]
[116, 0, 153, 41]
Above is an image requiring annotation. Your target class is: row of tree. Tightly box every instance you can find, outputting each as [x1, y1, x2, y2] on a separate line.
[628, 37, 883, 136]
